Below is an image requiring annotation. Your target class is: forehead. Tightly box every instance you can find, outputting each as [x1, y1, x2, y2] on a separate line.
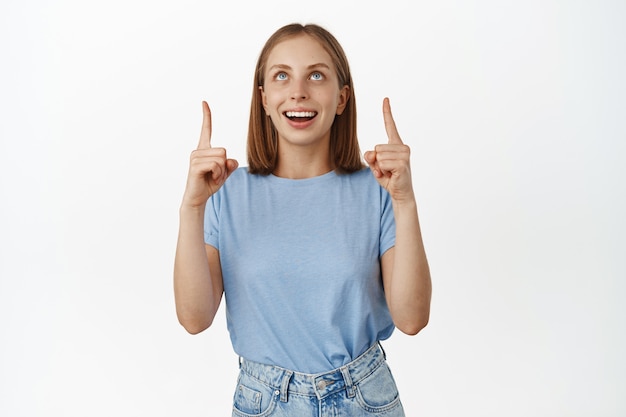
[265, 34, 333, 68]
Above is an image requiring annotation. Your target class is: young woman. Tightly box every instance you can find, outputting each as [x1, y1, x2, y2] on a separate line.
[174, 23, 431, 417]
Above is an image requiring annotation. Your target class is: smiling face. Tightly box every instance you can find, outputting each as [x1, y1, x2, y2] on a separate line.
[260, 34, 350, 153]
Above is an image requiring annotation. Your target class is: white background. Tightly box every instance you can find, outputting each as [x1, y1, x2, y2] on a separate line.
[1, 0, 624, 416]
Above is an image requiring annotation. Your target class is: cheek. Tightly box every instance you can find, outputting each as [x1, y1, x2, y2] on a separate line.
[263, 90, 281, 109]
[319, 87, 342, 105]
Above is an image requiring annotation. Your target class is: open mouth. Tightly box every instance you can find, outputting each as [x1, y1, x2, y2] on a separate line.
[284, 111, 317, 122]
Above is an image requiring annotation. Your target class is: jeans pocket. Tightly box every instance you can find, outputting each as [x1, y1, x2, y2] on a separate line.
[355, 362, 403, 413]
[232, 371, 278, 417]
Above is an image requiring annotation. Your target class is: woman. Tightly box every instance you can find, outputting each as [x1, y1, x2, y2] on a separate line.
[174, 23, 431, 416]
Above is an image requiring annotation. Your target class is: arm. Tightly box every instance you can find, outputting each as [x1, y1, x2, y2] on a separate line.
[380, 200, 431, 335]
[173, 101, 238, 334]
[174, 208, 224, 334]
[365, 98, 432, 335]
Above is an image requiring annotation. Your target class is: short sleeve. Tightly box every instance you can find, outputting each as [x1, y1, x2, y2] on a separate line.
[379, 188, 396, 256]
[204, 192, 220, 250]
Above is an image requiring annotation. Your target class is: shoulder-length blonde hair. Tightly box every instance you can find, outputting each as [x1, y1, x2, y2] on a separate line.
[247, 23, 363, 175]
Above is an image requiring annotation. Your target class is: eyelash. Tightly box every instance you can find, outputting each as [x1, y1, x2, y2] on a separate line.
[273, 71, 325, 81]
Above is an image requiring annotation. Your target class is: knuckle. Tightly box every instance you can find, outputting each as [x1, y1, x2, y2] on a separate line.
[213, 148, 227, 158]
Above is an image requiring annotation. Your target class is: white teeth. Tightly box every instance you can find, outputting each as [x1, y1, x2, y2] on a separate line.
[285, 111, 316, 118]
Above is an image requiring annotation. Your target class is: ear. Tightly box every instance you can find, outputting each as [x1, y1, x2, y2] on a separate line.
[259, 86, 268, 113]
[336, 85, 350, 115]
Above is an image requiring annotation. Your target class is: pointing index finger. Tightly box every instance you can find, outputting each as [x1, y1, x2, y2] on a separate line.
[382, 97, 403, 145]
[198, 100, 212, 149]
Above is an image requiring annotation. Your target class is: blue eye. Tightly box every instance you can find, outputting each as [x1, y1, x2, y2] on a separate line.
[276, 72, 288, 81]
[310, 72, 323, 81]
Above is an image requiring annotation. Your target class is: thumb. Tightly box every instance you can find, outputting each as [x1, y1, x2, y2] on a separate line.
[226, 159, 239, 176]
[363, 151, 382, 178]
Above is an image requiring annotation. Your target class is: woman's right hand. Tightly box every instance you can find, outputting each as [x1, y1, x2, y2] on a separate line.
[182, 101, 239, 208]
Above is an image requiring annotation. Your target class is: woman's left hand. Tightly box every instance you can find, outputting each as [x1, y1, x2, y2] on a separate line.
[364, 98, 415, 203]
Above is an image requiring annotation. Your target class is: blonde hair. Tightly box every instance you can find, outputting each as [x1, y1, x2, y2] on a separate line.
[247, 23, 363, 175]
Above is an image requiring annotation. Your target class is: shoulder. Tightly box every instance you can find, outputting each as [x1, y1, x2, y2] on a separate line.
[339, 167, 381, 188]
[215, 167, 276, 200]
[223, 166, 269, 186]
[228, 166, 252, 181]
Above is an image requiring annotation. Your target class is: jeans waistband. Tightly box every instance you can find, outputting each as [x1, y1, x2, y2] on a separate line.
[238, 343, 386, 401]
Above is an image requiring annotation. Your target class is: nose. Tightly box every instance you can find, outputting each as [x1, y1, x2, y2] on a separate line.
[290, 78, 308, 100]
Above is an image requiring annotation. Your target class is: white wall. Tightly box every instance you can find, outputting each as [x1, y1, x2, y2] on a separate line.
[1, 0, 624, 416]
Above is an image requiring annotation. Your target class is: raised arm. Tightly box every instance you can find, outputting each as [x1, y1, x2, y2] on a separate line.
[174, 101, 238, 334]
[364, 98, 432, 335]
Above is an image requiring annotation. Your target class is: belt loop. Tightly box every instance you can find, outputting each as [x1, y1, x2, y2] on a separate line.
[340, 366, 355, 398]
[377, 341, 387, 360]
[280, 370, 293, 402]
[238, 356, 243, 369]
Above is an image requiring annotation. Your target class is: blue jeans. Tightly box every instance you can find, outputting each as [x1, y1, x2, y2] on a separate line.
[232, 343, 405, 417]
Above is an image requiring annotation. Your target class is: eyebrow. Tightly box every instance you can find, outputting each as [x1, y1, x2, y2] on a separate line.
[268, 63, 331, 72]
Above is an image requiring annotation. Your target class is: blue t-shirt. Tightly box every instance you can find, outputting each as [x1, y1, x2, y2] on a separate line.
[204, 167, 396, 373]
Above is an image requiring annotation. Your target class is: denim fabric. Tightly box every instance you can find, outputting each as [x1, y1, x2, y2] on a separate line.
[232, 344, 405, 417]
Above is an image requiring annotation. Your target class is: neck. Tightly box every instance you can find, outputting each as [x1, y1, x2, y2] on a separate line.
[273, 141, 333, 179]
